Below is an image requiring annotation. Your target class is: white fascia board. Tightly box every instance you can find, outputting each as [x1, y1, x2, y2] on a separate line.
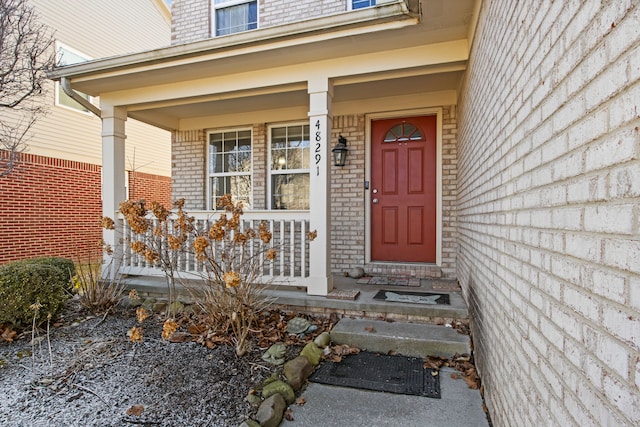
[100, 40, 468, 107]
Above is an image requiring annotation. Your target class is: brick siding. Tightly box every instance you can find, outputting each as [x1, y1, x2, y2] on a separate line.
[260, 0, 346, 28]
[128, 171, 172, 208]
[457, 1, 640, 425]
[171, 0, 348, 45]
[0, 151, 171, 264]
[171, 0, 210, 44]
[173, 109, 458, 278]
[171, 130, 206, 209]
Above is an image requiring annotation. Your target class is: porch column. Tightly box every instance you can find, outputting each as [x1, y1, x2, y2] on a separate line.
[307, 77, 334, 296]
[101, 105, 127, 278]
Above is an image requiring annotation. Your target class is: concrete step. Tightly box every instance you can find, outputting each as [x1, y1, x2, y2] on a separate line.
[330, 318, 470, 358]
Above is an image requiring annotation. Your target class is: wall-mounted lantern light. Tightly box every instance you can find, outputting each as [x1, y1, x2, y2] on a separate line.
[332, 134, 348, 167]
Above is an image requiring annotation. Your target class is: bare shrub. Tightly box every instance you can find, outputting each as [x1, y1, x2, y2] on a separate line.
[72, 258, 125, 315]
[190, 194, 276, 356]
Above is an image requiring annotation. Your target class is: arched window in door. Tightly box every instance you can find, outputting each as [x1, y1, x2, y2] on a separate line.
[383, 122, 423, 142]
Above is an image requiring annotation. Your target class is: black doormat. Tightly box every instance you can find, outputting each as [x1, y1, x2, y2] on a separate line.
[309, 351, 441, 398]
[373, 290, 450, 305]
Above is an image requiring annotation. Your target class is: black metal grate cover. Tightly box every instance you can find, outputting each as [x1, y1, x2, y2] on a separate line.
[372, 290, 450, 305]
[310, 351, 441, 399]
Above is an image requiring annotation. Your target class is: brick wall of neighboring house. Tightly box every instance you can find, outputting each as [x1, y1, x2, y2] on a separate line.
[457, 2, 640, 426]
[0, 152, 102, 264]
[0, 152, 172, 264]
[128, 171, 172, 207]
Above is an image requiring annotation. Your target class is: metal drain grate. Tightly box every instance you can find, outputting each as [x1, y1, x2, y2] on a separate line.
[310, 351, 441, 398]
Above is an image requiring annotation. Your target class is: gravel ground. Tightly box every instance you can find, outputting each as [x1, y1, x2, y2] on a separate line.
[0, 299, 275, 427]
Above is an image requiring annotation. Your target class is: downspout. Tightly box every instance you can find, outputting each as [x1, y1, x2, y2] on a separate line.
[60, 77, 101, 117]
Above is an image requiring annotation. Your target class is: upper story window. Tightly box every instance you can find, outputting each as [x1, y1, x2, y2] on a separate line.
[351, 0, 376, 10]
[208, 129, 253, 209]
[269, 124, 310, 210]
[55, 42, 92, 113]
[213, 0, 258, 36]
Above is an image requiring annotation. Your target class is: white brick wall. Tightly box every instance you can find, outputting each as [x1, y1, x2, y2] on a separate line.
[260, 0, 346, 28]
[173, 110, 459, 278]
[171, 0, 210, 44]
[457, 0, 640, 425]
[171, 0, 348, 45]
[172, 130, 206, 209]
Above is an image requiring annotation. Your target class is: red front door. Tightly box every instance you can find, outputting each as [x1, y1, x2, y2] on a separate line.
[371, 115, 437, 263]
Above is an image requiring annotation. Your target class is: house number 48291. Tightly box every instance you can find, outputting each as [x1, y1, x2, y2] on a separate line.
[315, 119, 322, 176]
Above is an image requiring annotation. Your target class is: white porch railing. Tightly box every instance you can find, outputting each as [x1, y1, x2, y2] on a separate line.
[117, 210, 311, 287]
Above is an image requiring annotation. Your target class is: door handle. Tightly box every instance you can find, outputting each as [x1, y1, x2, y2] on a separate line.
[372, 198, 378, 204]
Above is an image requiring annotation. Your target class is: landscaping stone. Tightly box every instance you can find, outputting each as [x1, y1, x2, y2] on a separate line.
[168, 301, 184, 314]
[257, 372, 280, 391]
[314, 331, 331, 348]
[239, 419, 261, 427]
[262, 380, 295, 405]
[120, 296, 142, 308]
[283, 356, 314, 391]
[245, 392, 263, 405]
[255, 393, 286, 427]
[153, 301, 168, 313]
[300, 342, 323, 366]
[141, 298, 156, 312]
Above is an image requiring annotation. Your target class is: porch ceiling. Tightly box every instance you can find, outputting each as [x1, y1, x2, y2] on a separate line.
[129, 70, 464, 122]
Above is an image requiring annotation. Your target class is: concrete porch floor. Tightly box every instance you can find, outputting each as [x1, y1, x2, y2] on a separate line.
[123, 273, 469, 324]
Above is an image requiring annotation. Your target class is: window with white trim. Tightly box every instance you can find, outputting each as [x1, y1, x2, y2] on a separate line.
[269, 124, 310, 210]
[208, 129, 253, 209]
[351, 0, 376, 10]
[213, 0, 258, 36]
[55, 42, 92, 112]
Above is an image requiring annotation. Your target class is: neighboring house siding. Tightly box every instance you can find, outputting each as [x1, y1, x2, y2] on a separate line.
[457, 1, 639, 426]
[171, 0, 349, 45]
[31, 0, 170, 57]
[28, 0, 172, 176]
[0, 0, 172, 264]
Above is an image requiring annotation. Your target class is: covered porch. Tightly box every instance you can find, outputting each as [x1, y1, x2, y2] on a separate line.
[49, 0, 478, 296]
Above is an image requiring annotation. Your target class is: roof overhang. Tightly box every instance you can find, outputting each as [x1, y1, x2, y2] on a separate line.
[48, 0, 478, 130]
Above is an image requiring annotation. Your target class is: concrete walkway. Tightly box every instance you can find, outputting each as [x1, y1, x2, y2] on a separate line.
[288, 367, 489, 426]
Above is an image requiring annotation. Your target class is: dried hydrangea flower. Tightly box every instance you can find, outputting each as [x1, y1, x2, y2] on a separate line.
[127, 326, 143, 343]
[101, 216, 115, 230]
[223, 271, 241, 288]
[162, 319, 179, 341]
[136, 307, 149, 323]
